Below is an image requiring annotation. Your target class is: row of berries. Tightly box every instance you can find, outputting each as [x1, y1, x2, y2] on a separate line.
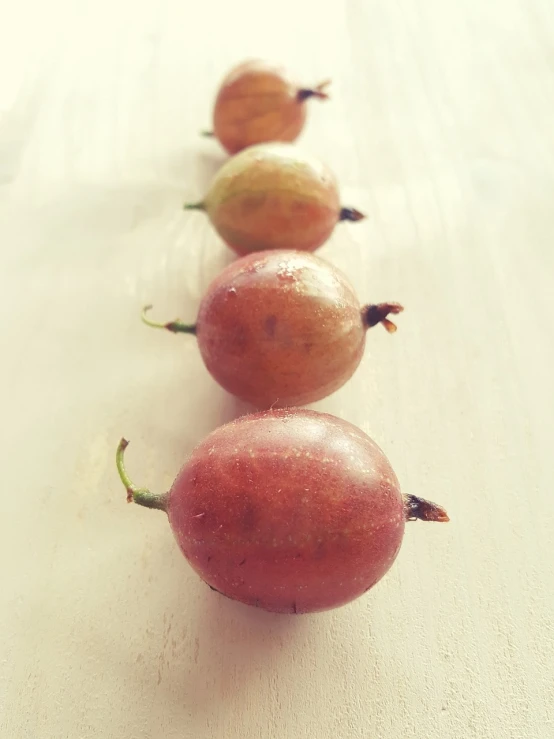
[117, 61, 448, 616]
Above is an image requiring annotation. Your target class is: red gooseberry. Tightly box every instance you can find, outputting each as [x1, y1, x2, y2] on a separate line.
[116, 409, 449, 614]
[206, 59, 330, 154]
[185, 142, 365, 256]
[143, 250, 403, 409]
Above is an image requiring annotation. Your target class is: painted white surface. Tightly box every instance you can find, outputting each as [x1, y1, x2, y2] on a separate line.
[1, 1, 553, 737]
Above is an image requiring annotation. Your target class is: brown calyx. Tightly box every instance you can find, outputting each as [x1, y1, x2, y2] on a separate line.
[404, 494, 450, 522]
[339, 207, 365, 222]
[363, 303, 404, 333]
[297, 80, 331, 102]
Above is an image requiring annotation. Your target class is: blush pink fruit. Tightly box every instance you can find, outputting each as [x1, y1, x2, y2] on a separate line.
[116, 409, 449, 614]
[143, 250, 403, 408]
[207, 60, 330, 155]
[185, 143, 364, 256]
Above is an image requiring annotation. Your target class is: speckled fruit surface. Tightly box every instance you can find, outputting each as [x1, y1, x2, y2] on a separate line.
[196, 250, 368, 407]
[167, 409, 405, 614]
[201, 143, 342, 254]
[212, 60, 313, 154]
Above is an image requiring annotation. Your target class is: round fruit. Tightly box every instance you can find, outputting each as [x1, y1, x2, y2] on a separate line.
[207, 60, 330, 154]
[185, 143, 365, 256]
[143, 250, 403, 408]
[116, 409, 449, 614]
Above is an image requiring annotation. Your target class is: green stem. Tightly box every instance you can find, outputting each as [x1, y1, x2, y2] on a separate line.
[183, 201, 206, 211]
[142, 305, 197, 335]
[116, 438, 168, 512]
[201, 130, 215, 137]
[404, 494, 449, 522]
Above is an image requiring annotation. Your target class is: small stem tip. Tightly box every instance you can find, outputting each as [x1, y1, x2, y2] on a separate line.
[339, 207, 366, 222]
[116, 438, 168, 512]
[201, 130, 215, 137]
[404, 494, 450, 523]
[297, 79, 331, 102]
[183, 201, 205, 211]
[141, 305, 197, 335]
[363, 302, 404, 333]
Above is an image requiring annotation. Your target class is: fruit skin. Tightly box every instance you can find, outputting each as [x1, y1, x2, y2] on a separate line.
[117, 415, 448, 615]
[168, 409, 406, 614]
[193, 143, 351, 256]
[143, 250, 403, 408]
[193, 250, 380, 408]
[212, 60, 326, 154]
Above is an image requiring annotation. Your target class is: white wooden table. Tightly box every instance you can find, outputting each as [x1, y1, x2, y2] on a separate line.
[1, 1, 553, 737]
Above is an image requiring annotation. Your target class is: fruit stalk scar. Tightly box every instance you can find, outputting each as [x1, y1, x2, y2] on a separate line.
[141, 305, 197, 335]
[116, 438, 168, 512]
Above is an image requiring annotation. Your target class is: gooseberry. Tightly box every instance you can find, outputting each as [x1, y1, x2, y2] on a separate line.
[206, 60, 330, 154]
[143, 250, 402, 408]
[185, 142, 365, 256]
[116, 409, 448, 614]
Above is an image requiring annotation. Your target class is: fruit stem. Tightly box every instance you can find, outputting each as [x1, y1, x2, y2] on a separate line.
[142, 305, 197, 335]
[183, 202, 205, 211]
[201, 130, 215, 137]
[339, 207, 365, 222]
[116, 438, 168, 512]
[297, 79, 331, 101]
[404, 494, 449, 522]
[362, 302, 404, 333]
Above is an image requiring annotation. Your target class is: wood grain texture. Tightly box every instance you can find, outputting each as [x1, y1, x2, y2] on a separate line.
[1, 1, 553, 737]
